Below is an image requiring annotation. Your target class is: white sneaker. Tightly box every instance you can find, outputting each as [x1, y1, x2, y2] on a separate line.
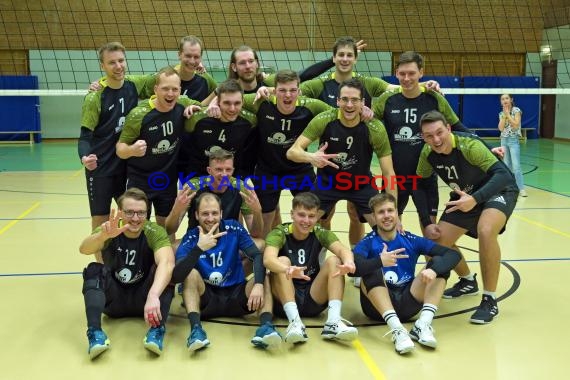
[352, 277, 361, 288]
[519, 189, 528, 197]
[384, 327, 415, 354]
[409, 321, 437, 348]
[284, 319, 308, 344]
[321, 318, 358, 341]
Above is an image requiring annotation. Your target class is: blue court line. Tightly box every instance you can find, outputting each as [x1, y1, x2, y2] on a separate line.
[2, 256, 570, 278]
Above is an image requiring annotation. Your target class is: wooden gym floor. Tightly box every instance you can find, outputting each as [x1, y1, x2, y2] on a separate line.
[0, 139, 568, 380]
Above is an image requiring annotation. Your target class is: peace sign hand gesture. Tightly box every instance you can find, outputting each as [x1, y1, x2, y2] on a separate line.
[197, 223, 227, 251]
[379, 243, 408, 267]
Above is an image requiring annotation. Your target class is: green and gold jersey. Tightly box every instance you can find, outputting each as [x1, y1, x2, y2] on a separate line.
[242, 94, 332, 173]
[99, 220, 170, 286]
[302, 109, 391, 187]
[417, 133, 517, 195]
[300, 72, 389, 107]
[119, 96, 198, 182]
[266, 223, 338, 283]
[373, 88, 458, 177]
[80, 75, 150, 176]
[185, 109, 258, 177]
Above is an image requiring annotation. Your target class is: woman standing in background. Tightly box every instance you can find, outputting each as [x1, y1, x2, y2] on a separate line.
[498, 94, 527, 197]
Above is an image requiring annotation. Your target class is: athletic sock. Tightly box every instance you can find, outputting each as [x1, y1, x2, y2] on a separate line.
[259, 312, 273, 325]
[417, 303, 438, 325]
[382, 310, 403, 330]
[283, 301, 300, 323]
[326, 299, 342, 323]
[483, 291, 497, 299]
[188, 312, 201, 327]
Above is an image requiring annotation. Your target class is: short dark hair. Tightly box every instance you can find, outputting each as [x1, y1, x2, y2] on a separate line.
[338, 78, 363, 98]
[216, 79, 243, 99]
[98, 42, 125, 63]
[117, 187, 149, 211]
[368, 193, 396, 212]
[396, 51, 424, 70]
[420, 110, 449, 128]
[292, 192, 320, 210]
[275, 69, 300, 86]
[333, 36, 358, 57]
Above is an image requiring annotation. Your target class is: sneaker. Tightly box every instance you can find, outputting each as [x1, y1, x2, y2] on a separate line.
[284, 319, 308, 344]
[251, 322, 282, 349]
[519, 189, 528, 197]
[443, 274, 479, 299]
[321, 318, 358, 341]
[384, 327, 414, 354]
[410, 321, 437, 348]
[187, 324, 210, 352]
[470, 295, 499, 324]
[143, 325, 165, 355]
[87, 327, 110, 360]
[352, 277, 361, 288]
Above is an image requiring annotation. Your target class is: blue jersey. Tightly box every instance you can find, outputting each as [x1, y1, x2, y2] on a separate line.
[353, 229, 435, 288]
[176, 219, 255, 287]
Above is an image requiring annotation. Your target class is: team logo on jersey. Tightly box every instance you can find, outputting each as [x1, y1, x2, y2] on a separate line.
[332, 152, 358, 169]
[328, 94, 336, 99]
[394, 126, 422, 145]
[108, 104, 115, 111]
[207, 271, 224, 286]
[115, 267, 144, 284]
[390, 109, 400, 114]
[152, 139, 178, 154]
[267, 132, 295, 146]
[265, 115, 275, 120]
[383, 270, 413, 287]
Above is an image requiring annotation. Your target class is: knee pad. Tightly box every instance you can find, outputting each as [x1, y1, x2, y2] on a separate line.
[362, 271, 386, 290]
[426, 257, 451, 280]
[82, 262, 105, 294]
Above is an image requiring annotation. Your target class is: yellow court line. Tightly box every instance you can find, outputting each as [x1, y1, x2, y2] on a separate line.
[71, 168, 84, 178]
[352, 339, 387, 380]
[512, 214, 570, 239]
[0, 202, 41, 236]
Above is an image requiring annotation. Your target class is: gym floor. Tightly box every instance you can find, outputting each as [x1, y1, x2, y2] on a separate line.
[0, 138, 568, 380]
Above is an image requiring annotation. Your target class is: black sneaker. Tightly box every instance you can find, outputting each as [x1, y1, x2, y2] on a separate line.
[469, 295, 499, 324]
[443, 274, 479, 299]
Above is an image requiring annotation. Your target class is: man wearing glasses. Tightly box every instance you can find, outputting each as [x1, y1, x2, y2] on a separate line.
[287, 79, 396, 228]
[79, 187, 175, 359]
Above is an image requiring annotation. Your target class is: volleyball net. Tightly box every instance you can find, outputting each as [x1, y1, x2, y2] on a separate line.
[1, 0, 570, 140]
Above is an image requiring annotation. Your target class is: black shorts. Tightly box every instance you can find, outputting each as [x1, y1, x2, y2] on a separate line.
[253, 167, 316, 213]
[360, 282, 422, 323]
[398, 175, 439, 217]
[314, 185, 378, 221]
[103, 269, 174, 319]
[273, 282, 327, 318]
[200, 282, 252, 319]
[440, 189, 518, 238]
[86, 172, 126, 216]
